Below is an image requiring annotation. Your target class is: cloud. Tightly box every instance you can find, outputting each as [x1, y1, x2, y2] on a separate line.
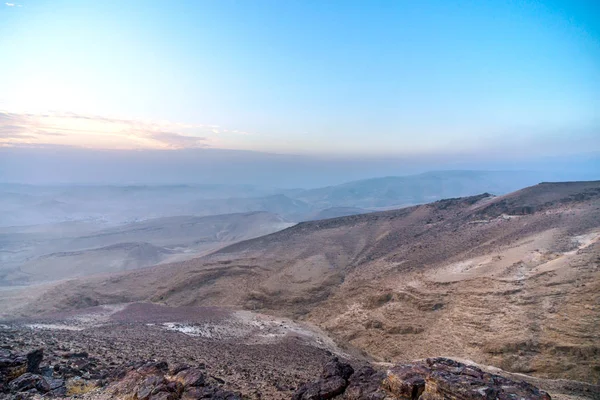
[150, 132, 207, 148]
[0, 111, 214, 150]
[5, 2, 15, 6]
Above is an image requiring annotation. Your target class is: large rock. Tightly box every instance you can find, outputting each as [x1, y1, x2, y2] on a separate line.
[8, 372, 51, 393]
[293, 358, 354, 400]
[383, 363, 428, 399]
[0, 348, 44, 392]
[173, 367, 205, 387]
[0, 351, 27, 390]
[416, 358, 551, 400]
[293, 357, 552, 400]
[26, 349, 43, 374]
[344, 366, 387, 400]
[107, 360, 241, 400]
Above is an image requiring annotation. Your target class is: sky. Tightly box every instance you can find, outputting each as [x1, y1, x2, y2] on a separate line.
[0, 0, 599, 171]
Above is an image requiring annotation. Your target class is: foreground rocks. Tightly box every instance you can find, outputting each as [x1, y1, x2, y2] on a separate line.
[0, 347, 241, 399]
[2, 346, 555, 400]
[107, 360, 242, 400]
[294, 357, 552, 400]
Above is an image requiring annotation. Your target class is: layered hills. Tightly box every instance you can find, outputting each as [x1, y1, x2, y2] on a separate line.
[0, 170, 568, 228]
[0, 212, 293, 285]
[12, 180, 600, 387]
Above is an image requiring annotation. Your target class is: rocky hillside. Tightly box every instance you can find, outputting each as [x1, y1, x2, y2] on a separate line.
[4, 344, 589, 399]
[7, 181, 600, 385]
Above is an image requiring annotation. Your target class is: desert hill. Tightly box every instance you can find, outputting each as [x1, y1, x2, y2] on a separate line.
[0, 211, 293, 286]
[292, 170, 557, 208]
[9, 181, 600, 385]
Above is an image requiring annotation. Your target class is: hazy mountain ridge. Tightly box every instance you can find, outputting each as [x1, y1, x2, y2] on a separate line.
[0, 170, 574, 228]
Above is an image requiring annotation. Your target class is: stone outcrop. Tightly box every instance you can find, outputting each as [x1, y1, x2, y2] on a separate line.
[0, 348, 67, 398]
[293, 357, 552, 400]
[292, 358, 355, 400]
[0, 347, 241, 399]
[108, 360, 242, 400]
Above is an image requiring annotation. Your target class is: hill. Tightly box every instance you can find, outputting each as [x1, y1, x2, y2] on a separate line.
[8, 181, 600, 384]
[292, 170, 555, 208]
[0, 211, 293, 285]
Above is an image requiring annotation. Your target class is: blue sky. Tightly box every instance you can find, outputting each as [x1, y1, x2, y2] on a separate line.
[0, 0, 598, 155]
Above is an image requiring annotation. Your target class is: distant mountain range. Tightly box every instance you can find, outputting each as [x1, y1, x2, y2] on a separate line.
[0, 211, 293, 285]
[0, 170, 575, 227]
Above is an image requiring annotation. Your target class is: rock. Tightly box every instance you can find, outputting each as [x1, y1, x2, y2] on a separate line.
[384, 363, 428, 399]
[344, 366, 388, 400]
[65, 376, 98, 396]
[137, 374, 167, 399]
[44, 376, 65, 391]
[294, 357, 552, 400]
[417, 358, 552, 400]
[63, 351, 89, 359]
[8, 372, 51, 393]
[293, 358, 354, 400]
[139, 361, 169, 375]
[170, 364, 191, 375]
[147, 393, 175, 400]
[26, 349, 43, 373]
[293, 375, 347, 400]
[174, 368, 205, 387]
[322, 358, 354, 380]
[182, 386, 242, 399]
[0, 349, 28, 387]
[38, 366, 53, 378]
[104, 359, 242, 400]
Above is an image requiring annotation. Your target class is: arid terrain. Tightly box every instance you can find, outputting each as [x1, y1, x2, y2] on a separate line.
[1, 181, 599, 399]
[0, 212, 293, 286]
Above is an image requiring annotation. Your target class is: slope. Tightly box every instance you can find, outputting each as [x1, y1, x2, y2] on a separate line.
[12, 181, 600, 384]
[0, 211, 294, 285]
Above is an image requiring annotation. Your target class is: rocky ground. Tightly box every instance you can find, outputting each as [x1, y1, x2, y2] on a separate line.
[2, 303, 600, 399]
[0, 303, 349, 399]
[2, 335, 598, 399]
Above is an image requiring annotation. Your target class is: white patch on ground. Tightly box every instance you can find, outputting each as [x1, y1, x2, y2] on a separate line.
[158, 310, 348, 357]
[566, 232, 600, 255]
[25, 323, 84, 331]
[24, 304, 128, 331]
[161, 322, 240, 339]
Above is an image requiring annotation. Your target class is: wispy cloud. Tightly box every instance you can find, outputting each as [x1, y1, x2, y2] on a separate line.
[0, 111, 217, 150]
[5, 2, 15, 6]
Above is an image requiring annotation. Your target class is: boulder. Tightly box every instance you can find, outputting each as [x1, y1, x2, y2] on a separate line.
[322, 358, 354, 380]
[344, 366, 387, 400]
[293, 357, 552, 400]
[8, 372, 51, 393]
[293, 358, 354, 400]
[418, 358, 551, 400]
[137, 374, 167, 399]
[173, 368, 205, 387]
[105, 359, 241, 400]
[0, 352, 27, 390]
[26, 349, 43, 373]
[383, 363, 428, 399]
